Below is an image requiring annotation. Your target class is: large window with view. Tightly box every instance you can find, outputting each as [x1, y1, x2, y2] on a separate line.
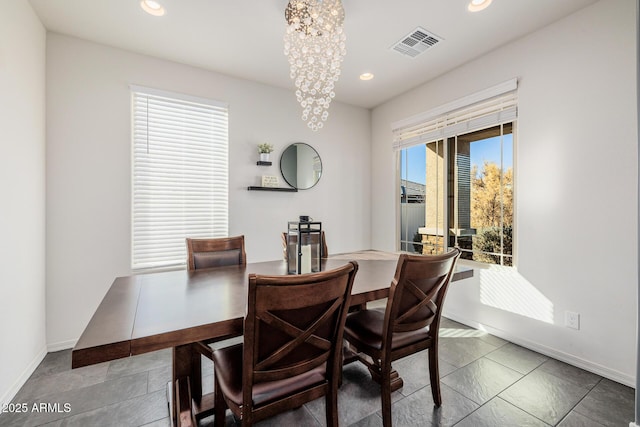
[395, 80, 517, 266]
[131, 86, 229, 270]
[400, 124, 514, 265]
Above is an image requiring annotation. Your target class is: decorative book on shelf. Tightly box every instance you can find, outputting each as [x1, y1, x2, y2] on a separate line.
[261, 175, 279, 187]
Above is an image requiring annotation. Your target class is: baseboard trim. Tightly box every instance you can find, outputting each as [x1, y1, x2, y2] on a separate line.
[47, 339, 76, 352]
[1, 340, 80, 407]
[443, 311, 635, 387]
[0, 345, 47, 408]
[629, 422, 639, 427]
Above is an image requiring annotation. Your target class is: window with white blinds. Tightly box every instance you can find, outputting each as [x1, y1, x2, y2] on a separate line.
[392, 78, 517, 151]
[131, 86, 229, 270]
[394, 79, 517, 266]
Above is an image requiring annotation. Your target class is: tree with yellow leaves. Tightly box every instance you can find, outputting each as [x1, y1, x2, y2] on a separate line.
[470, 161, 513, 265]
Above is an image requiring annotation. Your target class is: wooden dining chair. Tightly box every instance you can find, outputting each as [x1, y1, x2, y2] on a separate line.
[186, 235, 246, 271]
[281, 230, 329, 260]
[185, 234, 247, 417]
[343, 249, 461, 427]
[210, 261, 358, 427]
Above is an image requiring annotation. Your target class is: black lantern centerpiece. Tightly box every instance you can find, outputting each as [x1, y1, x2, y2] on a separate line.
[287, 219, 322, 274]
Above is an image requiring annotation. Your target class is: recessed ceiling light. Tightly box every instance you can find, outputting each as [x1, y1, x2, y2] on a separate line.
[141, 0, 165, 17]
[468, 0, 492, 12]
[359, 73, 374, 81]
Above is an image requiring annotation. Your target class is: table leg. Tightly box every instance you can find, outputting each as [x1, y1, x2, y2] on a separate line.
[343, 344, 404, 392]
[171, 343, 217, 426]
[172, 344, 201, 427]
[365, 365, 404, 392]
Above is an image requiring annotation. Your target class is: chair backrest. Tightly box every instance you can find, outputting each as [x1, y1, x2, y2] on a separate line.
[281, 231, 329, 260]
[186, 235, 246, 271]
[383, 249, 460, 345]
[243, 261, 358, 396]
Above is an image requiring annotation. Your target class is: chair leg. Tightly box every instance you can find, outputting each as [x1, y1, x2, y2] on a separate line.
[428, 346, 442, 407]
[380, 361, 393, 427]
[213, 375, 227, 427]
[326, 380, 339, 427]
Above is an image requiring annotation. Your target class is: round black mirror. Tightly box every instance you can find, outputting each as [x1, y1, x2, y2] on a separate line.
[280, 143, 322, 190]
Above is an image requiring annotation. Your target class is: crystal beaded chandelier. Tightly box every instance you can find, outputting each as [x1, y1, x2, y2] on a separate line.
[284, 0, 346, 131]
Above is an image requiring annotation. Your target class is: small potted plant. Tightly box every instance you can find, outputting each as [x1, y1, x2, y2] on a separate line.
[258, 143, 274, 162]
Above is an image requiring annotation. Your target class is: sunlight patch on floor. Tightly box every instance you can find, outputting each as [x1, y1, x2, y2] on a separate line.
[439, 328, 489, 338]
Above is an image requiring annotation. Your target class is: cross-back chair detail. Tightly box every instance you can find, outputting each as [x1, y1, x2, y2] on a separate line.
[211, 261, 358, 426]
[343, 249, 461, 427]
[386, 259, 454, 335]
[253, 298, 341, 376]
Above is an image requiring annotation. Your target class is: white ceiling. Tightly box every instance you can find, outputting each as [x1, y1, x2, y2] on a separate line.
[29, 0, 598, 109]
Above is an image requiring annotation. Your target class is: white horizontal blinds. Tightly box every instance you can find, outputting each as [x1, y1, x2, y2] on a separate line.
[392, 78, 518, 151]
[132, 87, 229, 270]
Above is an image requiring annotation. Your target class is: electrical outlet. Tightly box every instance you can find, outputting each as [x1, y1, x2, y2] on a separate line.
[565, 311, 580, 330]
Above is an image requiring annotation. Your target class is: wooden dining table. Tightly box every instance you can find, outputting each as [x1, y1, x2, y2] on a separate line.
[71, 251, 472, 427]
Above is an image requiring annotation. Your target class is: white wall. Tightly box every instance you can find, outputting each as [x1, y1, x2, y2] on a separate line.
[0, 0, 47, 408]
[45, 34, 371, 349]
[371, 0, 637, 385]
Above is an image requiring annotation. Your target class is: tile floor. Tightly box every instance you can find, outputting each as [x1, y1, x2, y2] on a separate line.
[0, 318, 634, 427]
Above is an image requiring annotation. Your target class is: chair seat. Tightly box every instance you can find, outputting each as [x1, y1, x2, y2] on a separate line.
[211, 343, 326, 408]
[344, 308, 430, 351]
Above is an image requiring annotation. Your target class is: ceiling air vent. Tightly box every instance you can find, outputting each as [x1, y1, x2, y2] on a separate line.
[391, 27, 443, 58]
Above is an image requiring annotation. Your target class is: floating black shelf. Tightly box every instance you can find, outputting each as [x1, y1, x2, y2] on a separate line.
[247, 186, 297, 192]
[256, 161, 272, 166]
